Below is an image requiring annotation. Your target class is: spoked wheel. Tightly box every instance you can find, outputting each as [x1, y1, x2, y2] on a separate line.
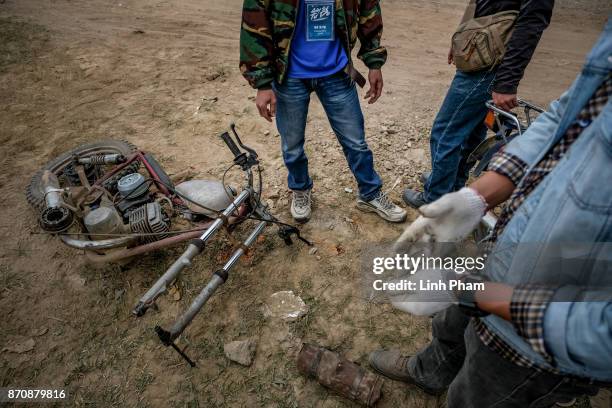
[26, 140, 139, 211]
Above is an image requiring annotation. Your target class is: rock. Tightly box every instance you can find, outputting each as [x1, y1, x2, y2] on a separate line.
[308, 247, 318, 255]
[344, 187, 353, 194]
[264, 291, 308, 321]
[3, 337, 35, 354]
[114, 289, 125, 300]
[264, 130, 270, 136]
[224, 338, 257, 366]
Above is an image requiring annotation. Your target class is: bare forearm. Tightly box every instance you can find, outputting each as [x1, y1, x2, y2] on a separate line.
[470, 171, 515, 209]
[474, 282, 514, 321]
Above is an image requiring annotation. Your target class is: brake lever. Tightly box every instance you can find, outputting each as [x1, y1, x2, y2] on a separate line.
[230, 123, 258, 159]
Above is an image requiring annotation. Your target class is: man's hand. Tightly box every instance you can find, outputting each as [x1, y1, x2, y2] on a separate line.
[365, 69, 383, 104]
[255, 88, 276, 122]
[492, 92, 518, 112]
[395, 187, 487, 247]
[448, 47, 454, 65]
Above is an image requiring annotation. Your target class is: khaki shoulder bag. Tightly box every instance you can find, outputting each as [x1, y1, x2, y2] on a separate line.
[451, 0, 518, 72]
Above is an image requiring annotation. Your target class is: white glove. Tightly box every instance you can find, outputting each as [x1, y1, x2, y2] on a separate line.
[389, 269, 457, 316]
[396, 187, 486, 246]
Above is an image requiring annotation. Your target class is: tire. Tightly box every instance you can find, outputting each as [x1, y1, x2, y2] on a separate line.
[26, 140, 139, 212]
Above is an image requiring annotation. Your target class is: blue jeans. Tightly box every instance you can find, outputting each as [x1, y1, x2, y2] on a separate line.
[273, 71, 382, 201]
[424, 69, 497, 202]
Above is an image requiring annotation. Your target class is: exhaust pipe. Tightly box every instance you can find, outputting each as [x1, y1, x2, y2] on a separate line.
[39, 170, 73, 233]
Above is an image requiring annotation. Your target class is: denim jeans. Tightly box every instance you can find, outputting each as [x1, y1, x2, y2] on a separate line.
[408, 306, 600, 408]
[273, 71, 382, 201]
[424, 69, 497, 202]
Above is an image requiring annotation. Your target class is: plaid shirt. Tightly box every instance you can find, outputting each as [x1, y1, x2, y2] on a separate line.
[475, 74, 612, 371]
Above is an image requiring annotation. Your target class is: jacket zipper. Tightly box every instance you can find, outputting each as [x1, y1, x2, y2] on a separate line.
[341, 0, 354, 67]
[281, 0, 300, 84]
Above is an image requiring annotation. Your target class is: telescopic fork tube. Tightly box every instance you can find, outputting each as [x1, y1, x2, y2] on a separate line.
[157, 218, 268, 344]
[132, 188, 251, 317]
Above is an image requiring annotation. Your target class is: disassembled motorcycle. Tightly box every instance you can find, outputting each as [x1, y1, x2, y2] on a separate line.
[27, 124, 310, 366]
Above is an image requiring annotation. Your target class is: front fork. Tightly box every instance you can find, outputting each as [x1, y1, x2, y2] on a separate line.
[154, 217, 269, 365]
[132, 188, 252, 317]
[133, 186, 276, 366]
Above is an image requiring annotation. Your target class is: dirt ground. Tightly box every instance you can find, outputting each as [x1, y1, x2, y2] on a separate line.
[0, 0, 608, 407]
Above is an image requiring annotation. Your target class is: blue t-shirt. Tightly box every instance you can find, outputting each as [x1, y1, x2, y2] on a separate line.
[287, 0, 348, 79]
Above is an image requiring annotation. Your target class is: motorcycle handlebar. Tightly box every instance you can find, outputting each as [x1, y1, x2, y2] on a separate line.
[219, 131, 242, 158]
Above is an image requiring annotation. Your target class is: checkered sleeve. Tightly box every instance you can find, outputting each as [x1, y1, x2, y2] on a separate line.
[510, 285, 556, 362]
[487, 151, 528, 186]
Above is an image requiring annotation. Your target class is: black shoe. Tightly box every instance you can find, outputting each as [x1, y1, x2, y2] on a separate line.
[402, 188, 429, 209]
[419, 171, 431, 186]
[368, 349, 446, 396]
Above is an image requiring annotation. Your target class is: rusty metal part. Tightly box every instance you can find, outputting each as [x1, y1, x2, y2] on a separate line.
[75, 164, 92, 190]
[84, 221, 217, 263]
[297, 344, 383, 407]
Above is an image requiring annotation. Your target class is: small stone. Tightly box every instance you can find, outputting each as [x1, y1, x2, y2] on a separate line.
[263, 291, 308, 321]
[224, 338, 257, 366]
[3, 337, 35, 354]
[264, 130, 270, 136]
[114, 289, 125, 300]
[344, 187, 353, 194]
[308, 247, 318, 255]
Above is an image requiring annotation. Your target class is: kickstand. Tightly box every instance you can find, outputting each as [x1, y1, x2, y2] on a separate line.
[155, 326, 196, 367]
[278, 225, 313, 246]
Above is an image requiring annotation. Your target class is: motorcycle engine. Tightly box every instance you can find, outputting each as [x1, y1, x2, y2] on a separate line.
[129, 202, 170, 243]
[86, 172, 171, 243]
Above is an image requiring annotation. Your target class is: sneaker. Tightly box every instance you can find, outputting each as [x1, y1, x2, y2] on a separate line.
[368, 349, 445, 396]
[356, 191, 407, 223]
[402, 188, 429, 209]
[419, 171, 431, 186]
[291, 189, 312, 222]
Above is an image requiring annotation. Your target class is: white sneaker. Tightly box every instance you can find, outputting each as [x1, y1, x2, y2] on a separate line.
[357, 191, 407, 223]
[291, 189, 312, 222]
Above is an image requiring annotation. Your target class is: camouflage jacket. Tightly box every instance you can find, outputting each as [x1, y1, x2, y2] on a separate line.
[240, 0, 387, 89]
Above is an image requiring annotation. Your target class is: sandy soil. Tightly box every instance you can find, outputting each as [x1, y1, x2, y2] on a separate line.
[0, 0, 607, 407]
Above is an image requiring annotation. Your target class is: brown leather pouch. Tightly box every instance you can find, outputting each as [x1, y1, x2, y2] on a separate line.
[297, 343, 383, 406]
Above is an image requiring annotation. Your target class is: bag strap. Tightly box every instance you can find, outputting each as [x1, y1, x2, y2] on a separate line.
[460, 0, 477, 24]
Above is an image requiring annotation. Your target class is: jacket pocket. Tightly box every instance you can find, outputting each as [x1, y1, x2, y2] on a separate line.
[568, 123, 612, 214]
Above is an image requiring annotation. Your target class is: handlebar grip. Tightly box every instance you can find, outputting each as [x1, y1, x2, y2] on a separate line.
[220, 131, 242, 158]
